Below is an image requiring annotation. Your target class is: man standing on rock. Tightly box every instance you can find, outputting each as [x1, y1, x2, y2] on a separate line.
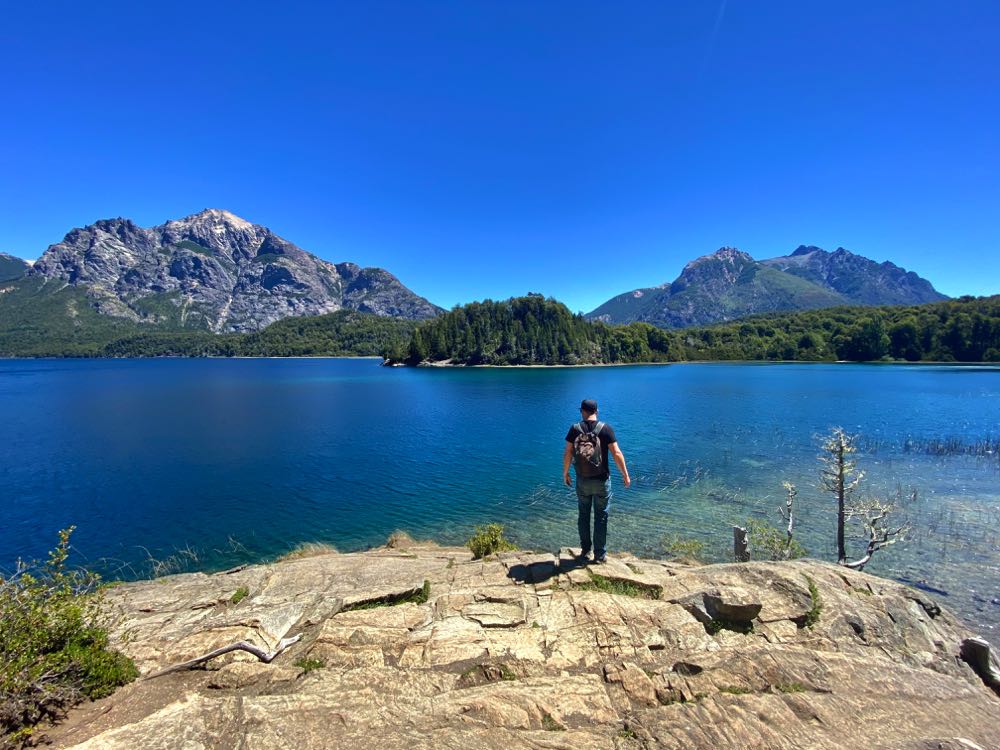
[563, 399, 631, 564]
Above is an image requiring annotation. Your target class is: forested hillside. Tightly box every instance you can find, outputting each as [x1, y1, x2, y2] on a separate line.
[0, 305, 416, 358]
[3, 289, 996, 363]
[390, 295, 1000, 365]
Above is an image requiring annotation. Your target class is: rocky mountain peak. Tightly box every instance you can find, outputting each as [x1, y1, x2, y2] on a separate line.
[680, 246, 752, 273]
[586, 243, 947, 329]
[26, 211, 443, 332]
[790, 245, 823, 257]
[169, 208, 256, 231]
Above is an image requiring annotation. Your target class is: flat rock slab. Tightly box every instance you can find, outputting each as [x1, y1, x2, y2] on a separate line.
[462, 601, 527, 628]
[52, 549, 1000, 750]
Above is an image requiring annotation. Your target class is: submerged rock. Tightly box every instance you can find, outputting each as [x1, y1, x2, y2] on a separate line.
[49, 548, 1000, 749]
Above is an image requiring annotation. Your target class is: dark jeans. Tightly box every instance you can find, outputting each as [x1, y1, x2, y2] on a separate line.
[576, 477, 611, 558]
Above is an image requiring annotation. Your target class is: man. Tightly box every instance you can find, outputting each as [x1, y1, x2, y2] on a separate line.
[563, 399, 631, 564]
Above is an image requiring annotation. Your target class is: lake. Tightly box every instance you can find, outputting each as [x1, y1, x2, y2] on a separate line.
[1, 359, 998, 633]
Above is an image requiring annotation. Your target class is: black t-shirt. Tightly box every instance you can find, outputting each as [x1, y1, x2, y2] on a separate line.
[565, 420, 617, 480]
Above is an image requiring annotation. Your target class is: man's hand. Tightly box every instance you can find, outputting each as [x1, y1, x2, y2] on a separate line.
[563, 472, 572, 487]
[610, 442, 631, 489]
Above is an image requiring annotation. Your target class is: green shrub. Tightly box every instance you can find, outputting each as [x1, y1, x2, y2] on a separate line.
[229, 586, 249, 605]
[660, 533, 706, 561]
[745, 519, 807, 561]
[0, 528, 138, 745]
[466, 523, 517, 559]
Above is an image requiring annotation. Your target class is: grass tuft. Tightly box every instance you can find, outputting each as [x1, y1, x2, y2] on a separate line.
[775, 682, 807, 693]
[276, 542, 339, 562]
[293, 657, 326, 674]
[718, 685, 753, 695]
[705, 618, 754, 635]
[342, 580, 430, 611]
[385, 530, 415, 549]
[577, 573, 662, 600]
[541, 713, 564, 731]
[802, 575, 823, 628]
[229, 586, 249, 605]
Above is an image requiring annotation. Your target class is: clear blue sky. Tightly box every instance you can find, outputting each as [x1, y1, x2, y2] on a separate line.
[1, 1, 997, 313]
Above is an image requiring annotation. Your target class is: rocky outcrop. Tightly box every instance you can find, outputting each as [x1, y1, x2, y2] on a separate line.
[50, 547, 1000, 749]
[587, 245, 947, 328]
[28, 209, 442, 332]
[763, 245, 948, 306]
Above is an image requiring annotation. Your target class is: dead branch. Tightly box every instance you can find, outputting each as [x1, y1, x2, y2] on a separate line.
[142, 633, 302, 680]
[842, 498, 910, 571]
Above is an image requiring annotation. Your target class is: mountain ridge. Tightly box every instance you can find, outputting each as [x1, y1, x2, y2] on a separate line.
[0, 252, 30, 283]
[24, 209, 443, 333]
[587, 245, 947, 328]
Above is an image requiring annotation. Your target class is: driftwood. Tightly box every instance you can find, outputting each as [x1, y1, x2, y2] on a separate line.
[143, 633, 302, 680]
[733, 526, 750, 562]
[960, 637, 1000, 695]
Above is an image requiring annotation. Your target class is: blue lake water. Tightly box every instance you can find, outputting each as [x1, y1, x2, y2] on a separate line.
[1, 359, 998, 633]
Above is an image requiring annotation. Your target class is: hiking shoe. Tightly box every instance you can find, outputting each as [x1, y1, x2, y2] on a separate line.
[575, 550, 591, 564]
[593, 555, 607, 565]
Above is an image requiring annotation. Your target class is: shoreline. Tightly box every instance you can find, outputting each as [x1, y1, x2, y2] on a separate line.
[2, 355, 997, 367]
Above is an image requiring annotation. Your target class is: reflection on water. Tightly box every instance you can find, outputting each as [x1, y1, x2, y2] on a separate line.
[0, 359, 997, 632]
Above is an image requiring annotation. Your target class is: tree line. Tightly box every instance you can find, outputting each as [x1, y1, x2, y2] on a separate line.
[386, 294, 1000, 365]
[3, 291, 997, 362]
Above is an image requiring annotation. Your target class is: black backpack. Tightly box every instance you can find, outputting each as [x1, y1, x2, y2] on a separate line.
[572, 421, 605, 478]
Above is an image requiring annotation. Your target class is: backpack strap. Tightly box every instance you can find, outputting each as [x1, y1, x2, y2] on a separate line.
[575, 420, 604, 435]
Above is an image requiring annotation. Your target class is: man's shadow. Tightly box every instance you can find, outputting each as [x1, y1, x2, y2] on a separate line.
[506, 554, 585, 585]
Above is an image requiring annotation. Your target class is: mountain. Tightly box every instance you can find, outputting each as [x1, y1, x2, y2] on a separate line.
[587, 245, 947, 328]
[761, 245, 948, 305]
[0, 252, 30, 282]
[23, 209, 442, 333]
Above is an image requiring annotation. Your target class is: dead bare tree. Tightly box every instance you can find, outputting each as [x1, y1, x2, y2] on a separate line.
[819, 428, 864, 564]
[842, 497, 910, 571]
[777, 482, 797, 561]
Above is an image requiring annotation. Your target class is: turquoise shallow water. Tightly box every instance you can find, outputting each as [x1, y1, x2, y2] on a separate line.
[1, 359, 998, 632]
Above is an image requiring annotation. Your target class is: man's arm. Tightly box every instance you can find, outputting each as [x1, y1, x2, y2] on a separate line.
[609, 442, 631, 488]
[562, 442, 574, 486]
